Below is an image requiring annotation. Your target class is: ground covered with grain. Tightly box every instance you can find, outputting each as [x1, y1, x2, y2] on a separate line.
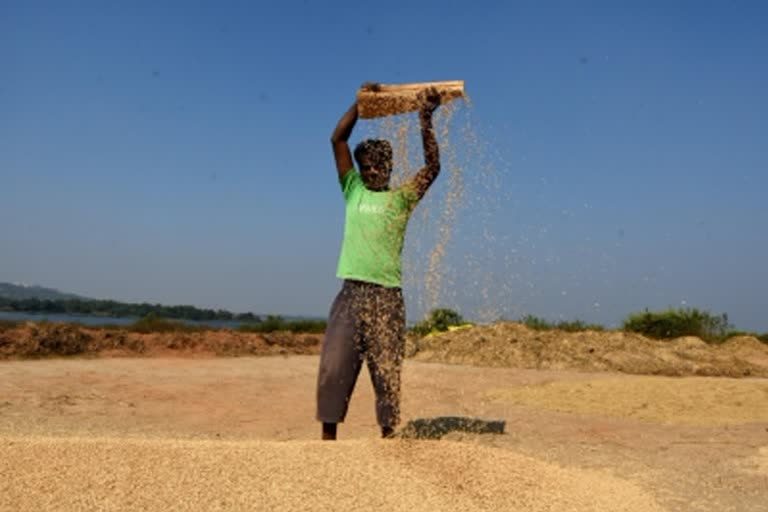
[1, 353, 767, 512]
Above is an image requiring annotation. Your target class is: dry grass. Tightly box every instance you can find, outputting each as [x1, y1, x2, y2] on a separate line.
[0, 322, 321, 359]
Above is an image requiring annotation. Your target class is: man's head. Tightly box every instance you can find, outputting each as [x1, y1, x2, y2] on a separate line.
[354, 139, 393, 191]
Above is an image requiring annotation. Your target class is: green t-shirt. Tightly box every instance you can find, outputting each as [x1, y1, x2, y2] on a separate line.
[336, 169, 419, 288]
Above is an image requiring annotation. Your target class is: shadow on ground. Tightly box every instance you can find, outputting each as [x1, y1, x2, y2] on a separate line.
[397, 416, 505, 440]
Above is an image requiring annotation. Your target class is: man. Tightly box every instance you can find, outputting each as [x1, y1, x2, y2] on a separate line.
[316, 84, 442, 440]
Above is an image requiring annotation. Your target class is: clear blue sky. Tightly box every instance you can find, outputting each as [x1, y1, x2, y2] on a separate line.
[2, 1, 766, 330]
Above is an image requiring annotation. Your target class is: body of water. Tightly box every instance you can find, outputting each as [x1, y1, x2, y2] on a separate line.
[0, 311, 248, 329]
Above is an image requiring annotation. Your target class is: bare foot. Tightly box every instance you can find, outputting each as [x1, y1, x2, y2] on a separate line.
[322, 422, 337, 441]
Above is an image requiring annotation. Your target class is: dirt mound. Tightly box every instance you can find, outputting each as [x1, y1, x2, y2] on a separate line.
[0, 436, 664, 512]
[0, 323, 321, 359]
[411, 322, 768, 377]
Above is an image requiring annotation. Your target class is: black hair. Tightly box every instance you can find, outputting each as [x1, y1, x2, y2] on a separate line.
[354, 139, 393, 171]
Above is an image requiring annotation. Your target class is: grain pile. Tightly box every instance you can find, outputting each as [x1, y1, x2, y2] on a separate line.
[411, 322, 768, 377]
[0, 435, 664, 512]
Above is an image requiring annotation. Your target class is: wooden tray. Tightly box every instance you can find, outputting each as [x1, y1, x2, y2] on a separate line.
[357, 80, 465, 119]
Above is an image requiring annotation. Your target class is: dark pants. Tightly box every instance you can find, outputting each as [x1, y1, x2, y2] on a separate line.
[316, 280, 406, 429]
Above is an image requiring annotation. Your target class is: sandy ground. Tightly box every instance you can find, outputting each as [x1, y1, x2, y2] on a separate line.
[1, 356, 767, 511]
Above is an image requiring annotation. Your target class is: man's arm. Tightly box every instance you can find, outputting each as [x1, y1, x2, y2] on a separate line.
[411, 88, 441, 200]
[331, 102, 358, 180]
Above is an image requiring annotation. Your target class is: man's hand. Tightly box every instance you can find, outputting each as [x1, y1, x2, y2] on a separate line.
[418, 87, 441, 116]
[361, 81, 382, 92]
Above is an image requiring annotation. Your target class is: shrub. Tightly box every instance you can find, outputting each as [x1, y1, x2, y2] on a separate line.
[556, 320, 604, 332]
[520, 315, 553, 331]
[258, 315, 286, 333]
[758, 333, 768, 344]
[520, 315, 603, 332]
[128, 313, 204, 334]
[34, 323, 92, 356]
[282, 319, 326, 333]
[0, 320, 20, 332]
[93, 323, 124, 331]
[623, 308, 731, 342]
[410, 308, 467, 337]
[237, 315, 326, 334]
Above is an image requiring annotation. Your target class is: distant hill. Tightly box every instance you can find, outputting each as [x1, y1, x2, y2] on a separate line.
[0, 282, 323, 323]
[0, 282, 86, 301]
